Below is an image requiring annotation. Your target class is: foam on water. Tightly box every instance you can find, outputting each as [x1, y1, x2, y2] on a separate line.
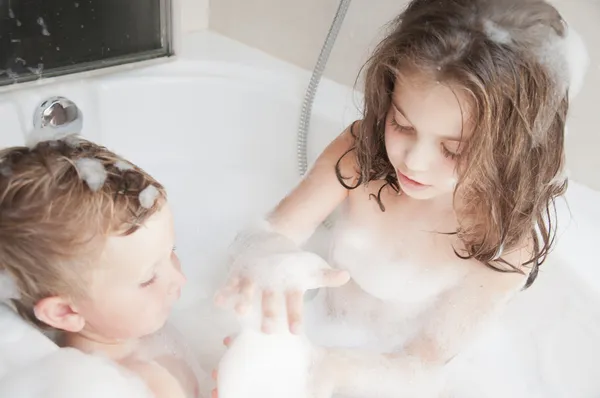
[0, 348, 153, 398]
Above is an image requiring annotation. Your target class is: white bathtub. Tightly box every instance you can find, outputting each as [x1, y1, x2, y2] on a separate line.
[1, 30, 600, 397]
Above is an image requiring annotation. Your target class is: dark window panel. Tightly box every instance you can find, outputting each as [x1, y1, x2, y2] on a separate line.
[0, 0, 171, 86]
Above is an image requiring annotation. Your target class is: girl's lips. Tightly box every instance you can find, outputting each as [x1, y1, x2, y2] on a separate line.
[397, 170, 429, 189]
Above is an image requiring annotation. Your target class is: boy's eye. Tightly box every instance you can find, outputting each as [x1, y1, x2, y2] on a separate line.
[140, 275, 157, 288]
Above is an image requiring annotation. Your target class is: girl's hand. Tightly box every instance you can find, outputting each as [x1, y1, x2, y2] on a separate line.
[215, 251, 349, 334]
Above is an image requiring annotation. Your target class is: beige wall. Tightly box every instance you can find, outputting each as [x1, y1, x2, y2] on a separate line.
[210, 0, 399, 88]
[210, 0, 600, 190]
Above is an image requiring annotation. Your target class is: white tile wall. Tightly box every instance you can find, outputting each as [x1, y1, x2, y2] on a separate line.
[0, 81, 103, 148]
[0, 99, 25, 148]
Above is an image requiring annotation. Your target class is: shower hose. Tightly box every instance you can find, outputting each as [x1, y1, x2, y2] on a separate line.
[297, 0, 352, 228]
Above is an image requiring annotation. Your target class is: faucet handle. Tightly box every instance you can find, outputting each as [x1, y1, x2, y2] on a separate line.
[27, 96, 84, 148]
[33, 96, 83, 133]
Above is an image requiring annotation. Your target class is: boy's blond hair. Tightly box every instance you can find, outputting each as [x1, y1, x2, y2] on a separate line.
[0, 138, 166, 327]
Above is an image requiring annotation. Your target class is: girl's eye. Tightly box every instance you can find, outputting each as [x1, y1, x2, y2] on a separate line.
[389, 118, 414, 133]
[441, 145, 459, 160]
[140, 275, 157, 288]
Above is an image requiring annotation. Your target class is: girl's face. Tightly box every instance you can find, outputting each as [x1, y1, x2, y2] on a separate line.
[384, 74, 473, 201]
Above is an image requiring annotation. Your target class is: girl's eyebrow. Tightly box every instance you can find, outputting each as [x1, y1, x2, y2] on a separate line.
[391, 99, 463, 142]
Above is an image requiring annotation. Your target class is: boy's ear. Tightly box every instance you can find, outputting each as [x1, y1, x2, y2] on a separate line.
[34, 296, 85, 332]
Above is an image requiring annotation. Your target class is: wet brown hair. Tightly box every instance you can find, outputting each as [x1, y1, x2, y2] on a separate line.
[0, 138, 166, 327]
[337, 0, 569, 287]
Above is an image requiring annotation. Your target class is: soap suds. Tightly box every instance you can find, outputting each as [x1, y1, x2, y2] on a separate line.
[0, 348, 153, 398]
[114, 160, 134, 171]
[562, 26, 589, 101]
[483, 20, 512, 44]
[0, 163, 11, 177]
[75, 158, 107, 192]
[64, 135, 84, 148]
[139, 185, 159, 209]
[27, 130, 80, 149]
[217, 330, 314, 398]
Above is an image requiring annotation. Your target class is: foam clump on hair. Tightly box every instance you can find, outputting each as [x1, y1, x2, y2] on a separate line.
[114, 160, 134, 171]
[0, 348, 153, 398]
[139, 185, 159, 209]
[483, 19, 512, 44]
[0, 161, 11, 177]
[26, 129, 79, 149]
[528, 23, 589, 102]
[74, 158, 107, 192]
[562, 26, 590, 100]
[63, 135, 84, 148]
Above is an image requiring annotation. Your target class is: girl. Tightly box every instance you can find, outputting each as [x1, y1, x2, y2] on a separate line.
[0, 133, 203, 397]
[215, 0, 587, 396]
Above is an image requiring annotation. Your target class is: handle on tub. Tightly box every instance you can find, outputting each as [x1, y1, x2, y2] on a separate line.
[33, 96, 83, 135]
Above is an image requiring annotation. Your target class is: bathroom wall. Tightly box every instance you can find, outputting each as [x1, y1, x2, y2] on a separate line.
[210, 0, 600, 190]
[179, 0, 210, 33]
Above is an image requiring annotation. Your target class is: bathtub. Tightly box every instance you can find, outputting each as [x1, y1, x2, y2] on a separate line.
[1, 30, 600, 397]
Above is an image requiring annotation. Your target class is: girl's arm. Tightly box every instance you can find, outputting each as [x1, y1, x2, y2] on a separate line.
[320, 254, 528, 397]
[216, 124, 358, 331]
[267, 124, 357, 245]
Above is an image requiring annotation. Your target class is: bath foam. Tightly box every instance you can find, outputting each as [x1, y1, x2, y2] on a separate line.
[216, 297, 316, 398]
[0, 163, 10, 177]
[139, 185, 160, 209]
[228, 220, 337, 292]
[115, 159, 134, 171]
[218, 222, 346, 398]
[483, 20, 512, 44]
[140, 322, 211, 398]
[26, 128, 78, 149]
[563, 26, 589, 101]
[63, 135, 84, 148]
[217, 271, 325, 398]
[0, 348, 153, 398]
[74, 158, 107, 192]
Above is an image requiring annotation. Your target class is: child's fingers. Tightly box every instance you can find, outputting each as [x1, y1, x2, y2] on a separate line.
[235, 278, 255, 314]
[211, 369, 218, 380]
[301, 253, 349, 289]
[223, 336, 234, 347]
[261, 290, 279, 333]
[321, 269, 350, 287]
[224, 275, 241, 292]
[214, 276, 241, 306]
[211, 388, 218, 398]
[285, 290, 304, 334]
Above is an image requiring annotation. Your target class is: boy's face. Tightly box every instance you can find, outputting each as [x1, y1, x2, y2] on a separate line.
[76, 203, 186, 341]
